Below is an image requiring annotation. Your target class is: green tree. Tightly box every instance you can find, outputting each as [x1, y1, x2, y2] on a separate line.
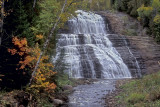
[152, 0, 160, 15]
[13, 0, 34, 46]
[153, 14, 160, 42]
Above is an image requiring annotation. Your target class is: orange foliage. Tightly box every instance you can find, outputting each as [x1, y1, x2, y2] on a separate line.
[8, 37, 56, 92]
[36, 34, 44, 40]
[8, 37, 30, 56]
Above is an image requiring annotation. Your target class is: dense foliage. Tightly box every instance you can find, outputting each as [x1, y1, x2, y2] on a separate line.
[112, 0, 160, 42]
[0, 0, 82, 99]
[0, 0, 82, 106]
[80, 0, 112, 11]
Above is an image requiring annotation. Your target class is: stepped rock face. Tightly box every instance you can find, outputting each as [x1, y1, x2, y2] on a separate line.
[55, 10, 143, 78]
[99, 11, 160, 74]
[55, 10, 134, 79]
[107, 34, 144, 77]
[127, 36, 160, 74]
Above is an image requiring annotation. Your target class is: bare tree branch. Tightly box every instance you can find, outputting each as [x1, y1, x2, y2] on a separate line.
[29, 0, 68, 85]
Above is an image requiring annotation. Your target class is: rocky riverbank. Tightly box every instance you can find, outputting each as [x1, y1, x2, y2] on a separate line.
[105, 79, 133, 107]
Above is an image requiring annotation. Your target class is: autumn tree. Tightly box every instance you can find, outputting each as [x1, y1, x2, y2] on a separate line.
[8, 36, 57, 93]
[27, 0, 82, 85]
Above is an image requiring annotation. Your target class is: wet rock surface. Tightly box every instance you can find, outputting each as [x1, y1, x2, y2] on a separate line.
[99, 10, 160, 74]
[68, 80, 115, 107]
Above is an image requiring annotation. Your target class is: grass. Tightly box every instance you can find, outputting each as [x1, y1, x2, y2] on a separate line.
[117, 71, 160, 107]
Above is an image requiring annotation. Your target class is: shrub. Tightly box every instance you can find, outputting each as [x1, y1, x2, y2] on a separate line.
[137, 5, 153, 27]
[153, 14, 160, 42]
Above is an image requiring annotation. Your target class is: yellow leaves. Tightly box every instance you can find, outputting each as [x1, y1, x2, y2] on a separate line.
[31, 65, 57, 92]
[153, 14, 160, 24]
[137, 4, 153, 18]
[137, 4, 153, 15]
[46, 83, 57, 91]
[36, 34, 44, 40]
[31, 58, 56, 92]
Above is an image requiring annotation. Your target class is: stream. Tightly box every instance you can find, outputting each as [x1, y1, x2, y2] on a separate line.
[68, 80, 115, 107]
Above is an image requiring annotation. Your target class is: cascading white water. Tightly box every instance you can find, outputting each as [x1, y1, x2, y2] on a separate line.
[55, 10, 132, 79]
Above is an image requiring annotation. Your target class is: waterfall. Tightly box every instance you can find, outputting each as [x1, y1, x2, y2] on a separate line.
[54, 10, 132, 79]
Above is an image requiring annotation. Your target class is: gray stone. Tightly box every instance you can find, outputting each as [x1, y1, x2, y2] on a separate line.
[62, 85, 73, 91]
[53, 99, 63, 105]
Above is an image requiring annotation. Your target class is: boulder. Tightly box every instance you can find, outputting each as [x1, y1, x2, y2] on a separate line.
[53, 99, 64, 105]
[62, 85, 73, 91]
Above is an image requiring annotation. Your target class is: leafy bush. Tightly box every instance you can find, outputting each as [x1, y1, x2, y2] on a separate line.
[137, 5, 153, 27]
[112, 0, 160, 42]
[153, 14, 160, 42]
[52, 72, 75, 91]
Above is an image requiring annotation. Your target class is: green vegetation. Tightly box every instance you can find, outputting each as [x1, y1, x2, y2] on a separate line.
[111, 0, 160, 42]
[52, 72, 75, 91]
[153, 14, 160, 42]
[0, 0, 80, 89]
[117, 71, 160, 107]
[80, 0, 112, 11]
[0, 0, 81, 106]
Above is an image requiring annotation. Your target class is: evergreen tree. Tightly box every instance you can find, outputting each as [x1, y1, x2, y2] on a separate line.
[13, 0, 34, 46]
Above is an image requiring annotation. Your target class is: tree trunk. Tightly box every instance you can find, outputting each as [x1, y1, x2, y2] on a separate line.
[29, 0, 68, 85]
[0, 0, 4, 45]
[33, 0, 36, 8]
